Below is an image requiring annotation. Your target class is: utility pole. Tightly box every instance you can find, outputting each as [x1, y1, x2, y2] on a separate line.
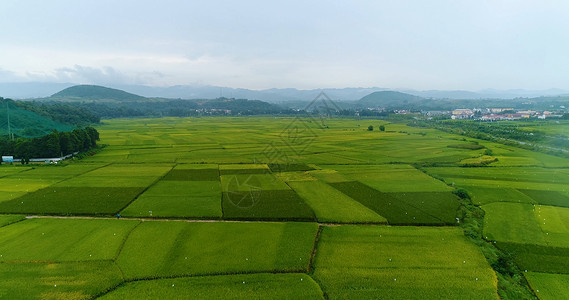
[6, 102, 13, 141]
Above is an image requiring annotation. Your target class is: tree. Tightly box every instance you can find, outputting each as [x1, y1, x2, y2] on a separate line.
[367, 125, 374, 131]
[379, 125, 386, 132]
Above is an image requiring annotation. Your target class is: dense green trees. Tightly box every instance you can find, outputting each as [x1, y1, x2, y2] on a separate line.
[0, 127, 99, 160]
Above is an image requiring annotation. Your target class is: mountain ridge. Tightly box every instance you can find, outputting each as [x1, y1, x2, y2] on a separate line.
[2, 82, 569, 101]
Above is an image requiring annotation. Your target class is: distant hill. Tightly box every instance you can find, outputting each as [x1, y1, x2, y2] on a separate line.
[0, 98, 73, 138]
[50, 85, 147, 102]
[357, 91, 424, 108]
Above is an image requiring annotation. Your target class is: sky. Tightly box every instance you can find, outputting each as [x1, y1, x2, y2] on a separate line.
[0, 0, 568, 91]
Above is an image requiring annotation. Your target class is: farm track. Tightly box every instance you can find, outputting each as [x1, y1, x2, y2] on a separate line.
[23, 215, 397, 226]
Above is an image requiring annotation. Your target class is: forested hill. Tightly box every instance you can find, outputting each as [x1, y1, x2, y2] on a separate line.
[0, 98, 74, 138]
[357, 91, 424, 108]
[50, 85, 147, 101]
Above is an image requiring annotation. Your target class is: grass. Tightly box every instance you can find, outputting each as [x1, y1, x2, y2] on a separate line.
[98, 273, 324, 299]
[0, 218, 139, 262]
[116, 221, 318, 279]
[312, 225, 498, 299]
[524, 272, 569, 300]
[222, 190, 315, 221]
[288, 180, 387, 223]
[0, 261, 124, 300]
[0, 187, 145, 215]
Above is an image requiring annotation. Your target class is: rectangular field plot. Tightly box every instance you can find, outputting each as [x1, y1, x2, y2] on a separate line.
[0, 218, 139, 262]
[324, 164, 453, 192]
[55, 165, 172, 188]
[464, 186, 536, 206]
[0, 187, 145, 215]
[268, 163, 316, 173]
[330, 181, 458, 225]
[312, 226, 497, 300]
[163, 164, 220, 181]
[116, 221, 318, 279]
[222, 190, 315, 221]
[482, 202, 545, 244]
[121, 181, 222, 218]
[220, 174, 289, 191]
[496, 242, 569, 274]
[219, 164, 270, 175]
[483, 203, 569, 248]
[525, 272, 569, 300]
[424, 167, 569, 192]
[518, 189, 569, 208]
[288, 180, 387, 223]
[0, 191, 28, 204]
[0, 166, 31, 178]
[0, 261, 123, 300]
[98, 273, 324, 300]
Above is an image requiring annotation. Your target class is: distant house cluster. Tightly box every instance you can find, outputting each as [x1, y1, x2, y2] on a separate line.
[423, 107, 565, 121]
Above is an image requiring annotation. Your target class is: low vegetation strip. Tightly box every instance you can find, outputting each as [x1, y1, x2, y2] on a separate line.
[98, 273, 324, 300]
[116, 221, 318, 279]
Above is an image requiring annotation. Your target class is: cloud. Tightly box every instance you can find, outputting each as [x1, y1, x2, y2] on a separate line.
[52, 65, 129, 85]
[0, 68, 24, 82]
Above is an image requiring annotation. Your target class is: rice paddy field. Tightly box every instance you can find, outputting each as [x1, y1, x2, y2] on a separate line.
[1, 116, 567, 299]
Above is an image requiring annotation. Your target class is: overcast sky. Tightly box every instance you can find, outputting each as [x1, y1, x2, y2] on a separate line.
[0, 0, 568, 90]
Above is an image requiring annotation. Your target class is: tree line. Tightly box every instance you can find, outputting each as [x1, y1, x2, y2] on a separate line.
[0, 127, 99, 162]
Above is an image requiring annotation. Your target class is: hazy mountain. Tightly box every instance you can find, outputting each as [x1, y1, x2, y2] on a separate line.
[1, 82, 568, 102]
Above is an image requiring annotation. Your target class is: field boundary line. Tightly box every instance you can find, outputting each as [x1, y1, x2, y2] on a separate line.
[116, 164, 177, 214]
[114, 220, 143, 261]
[0, 216, 27, 229]
[307, 225, 323, 273]
[307, 225, 328, 300]
[91, 270, 314, 299]
[218, 164, 225, 218]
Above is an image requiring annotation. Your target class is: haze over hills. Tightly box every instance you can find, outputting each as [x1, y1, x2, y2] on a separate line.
[2, 82, 569, 102]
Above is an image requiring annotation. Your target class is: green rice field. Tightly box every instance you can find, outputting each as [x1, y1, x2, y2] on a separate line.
[0, 116, 567, 298]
